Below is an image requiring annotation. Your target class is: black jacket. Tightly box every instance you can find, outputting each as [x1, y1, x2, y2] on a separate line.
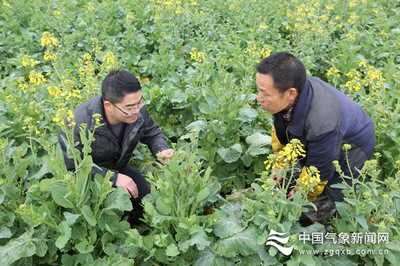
[58, 95, 169, 184]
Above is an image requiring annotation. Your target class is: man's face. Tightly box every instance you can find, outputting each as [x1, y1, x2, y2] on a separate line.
[256, 73, 296, 115]
[105, 90, 144, 124]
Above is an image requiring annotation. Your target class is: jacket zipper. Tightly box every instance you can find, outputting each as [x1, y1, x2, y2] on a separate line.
[98, 132, 121, 149]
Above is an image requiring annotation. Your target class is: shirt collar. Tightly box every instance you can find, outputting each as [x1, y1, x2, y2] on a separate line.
[281, 97, 298, 122]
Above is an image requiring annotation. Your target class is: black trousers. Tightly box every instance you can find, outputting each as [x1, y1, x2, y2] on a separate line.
[119, 165, 151, 207]
[299, 189, 337, 227]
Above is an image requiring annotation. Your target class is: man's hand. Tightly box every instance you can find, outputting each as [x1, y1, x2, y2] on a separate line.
[115, 173, 138, 198]
[159, 149, 174, 164]
[287, 188, 295, 201]
[271, 168, 283, 187]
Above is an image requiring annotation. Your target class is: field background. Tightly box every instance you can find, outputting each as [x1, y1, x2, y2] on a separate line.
[1, 0, 399, 265]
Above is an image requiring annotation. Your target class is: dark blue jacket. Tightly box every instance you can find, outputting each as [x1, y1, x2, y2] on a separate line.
[274, 76, 375, 200]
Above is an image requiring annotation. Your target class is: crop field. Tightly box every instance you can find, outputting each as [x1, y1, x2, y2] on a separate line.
[1, 0, 400, 265]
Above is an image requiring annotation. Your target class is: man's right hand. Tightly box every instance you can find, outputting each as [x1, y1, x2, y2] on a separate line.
[115, 173, 138, 198]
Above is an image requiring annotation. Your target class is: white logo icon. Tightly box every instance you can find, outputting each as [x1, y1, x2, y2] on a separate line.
[265, 229, 294, 256]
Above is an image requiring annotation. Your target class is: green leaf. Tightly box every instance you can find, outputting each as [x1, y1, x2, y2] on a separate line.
[214, 227, 258, 258]
[246, 133, 271, 148]
[0, 226, 12, 239]
[171, 90, 188, 103]
[34, 238, 48, 257]
[199, 103, 212, 114]
[237, 108, 258, 122]
[64, 212, 81, 226]
[101, 233, 117, 256]
[354, 215, 368, 230]
[214, 205, 246, 238]
[104, 188, 133, 211]
[324, 255, 360, 265]
[143, 201, 155, 216]
[50, 184, 75, 209]
[39, 179, 59, 192]
[197, 188, 210, 203]
[194, 247, 218, 266]
[156, 197, 171, 215]
[55, 221, 71, 249]
[335, 202, 350, 220]
[205, 95, 221, 109]
[2, 184, 19, 198]
[217, 144, 242, 163]
[179, 229, 211, 251]
[300, 253, 319, 265]
[248, 147, 269, 157]
[0, 228, 36, 266]
[81, 205, 97, 226]
[212, 122, 226, 135]
[185, 120, 208, 132]
[166, 243, 180, 257]
[29, 161, 49, 180]
[97, 252, 135, 265]
[75, 239, 95, 254]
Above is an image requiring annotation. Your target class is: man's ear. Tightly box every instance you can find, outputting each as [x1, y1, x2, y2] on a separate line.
[103, 101, 112, 113]
[287, 88, 298, 102]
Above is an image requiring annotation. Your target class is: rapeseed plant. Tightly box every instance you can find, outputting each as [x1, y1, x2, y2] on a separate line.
[22, 56, 38, 67]
[29, 70, 46, 85]
[44, 50, 57, 61]
[40, 31, 58, 48]
[190, 48, 206, 63]
[295, 166, 323, 201]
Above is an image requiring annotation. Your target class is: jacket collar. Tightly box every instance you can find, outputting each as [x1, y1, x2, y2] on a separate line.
[88, 95, 107, 132]
[287, 78, 313, 138]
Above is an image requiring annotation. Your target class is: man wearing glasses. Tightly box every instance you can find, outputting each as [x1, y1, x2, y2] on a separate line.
[59, 70, 173, 209]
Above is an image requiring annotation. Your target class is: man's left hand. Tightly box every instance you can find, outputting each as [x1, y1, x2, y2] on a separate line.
[288, 188, 295, 201]
[159, 149, 174, 164]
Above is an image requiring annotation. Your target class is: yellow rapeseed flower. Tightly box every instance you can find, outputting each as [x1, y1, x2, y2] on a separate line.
[44, 50, 57, 61]
[261, 46, 272, 58]
[47, 86, 60, 96]
[327, 67, 340, 77]
[102, 51, 117, 65]
[264, 138, 306, 173]
[347, 13, 358, 24]
[22, 56, 39, 67]
[67, 110, 74, 122]
[29, 70, 46, 85]
[259, 22, 267, 29]
[126, 12, 134, 21]
[342, 143, 352, 151]
[190, 48, 206, 63]
[41, 31, 58, 48]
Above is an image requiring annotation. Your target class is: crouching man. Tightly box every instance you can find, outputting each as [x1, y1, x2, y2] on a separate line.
[255, 52, 375, 226]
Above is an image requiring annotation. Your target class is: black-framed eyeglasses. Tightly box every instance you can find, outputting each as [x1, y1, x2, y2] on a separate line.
[109, 97, 145, 115]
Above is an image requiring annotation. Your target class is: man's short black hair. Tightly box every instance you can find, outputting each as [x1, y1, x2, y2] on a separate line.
[102, 71, 141, 103]
[256, 52, 307, 94]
